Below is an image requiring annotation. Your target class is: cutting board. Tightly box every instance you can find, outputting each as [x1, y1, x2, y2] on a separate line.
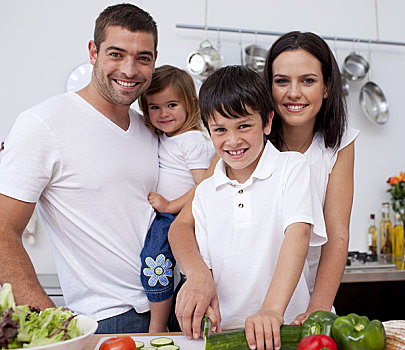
[94, 335, 204, 349]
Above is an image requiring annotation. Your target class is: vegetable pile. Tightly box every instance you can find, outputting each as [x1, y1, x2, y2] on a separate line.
[0, 283, 81, 349]
[203, 310, 387, 350]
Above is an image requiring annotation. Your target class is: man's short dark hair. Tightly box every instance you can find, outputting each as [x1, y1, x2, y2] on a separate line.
[94, 3, 158, 51]
[199, 65, 274, 130]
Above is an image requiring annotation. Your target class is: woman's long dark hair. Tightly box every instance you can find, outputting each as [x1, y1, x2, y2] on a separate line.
[263, 31, 347, 151]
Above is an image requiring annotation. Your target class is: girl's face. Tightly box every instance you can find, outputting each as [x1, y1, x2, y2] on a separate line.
[271, 49, 328, 130]
[146, 84, 188, 137]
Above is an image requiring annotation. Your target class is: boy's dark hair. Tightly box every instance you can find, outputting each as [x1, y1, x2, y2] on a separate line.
[199, 65, 274, 130]
[263, 31, 347, 151]
[94, 3, 158, 52]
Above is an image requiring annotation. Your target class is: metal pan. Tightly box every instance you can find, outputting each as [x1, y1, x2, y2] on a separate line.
[359, 81, 389, 125]
[244, 44, 267, 73]
[343, 52, 369, 81]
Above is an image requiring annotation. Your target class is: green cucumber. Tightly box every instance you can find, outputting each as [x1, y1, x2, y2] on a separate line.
[150, 337, 174, 347]
[142, 347, 157, 350]
[204, 324, 303, 350]
[135, 340, 145, 348]
[158, 346, 179, 350]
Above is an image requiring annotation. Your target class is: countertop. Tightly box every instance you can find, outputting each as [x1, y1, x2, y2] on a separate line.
[341, 262, 405, 283]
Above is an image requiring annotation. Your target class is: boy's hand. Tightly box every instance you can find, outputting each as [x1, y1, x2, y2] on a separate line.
[245, 309, 283, 350]
[291, 311, 310, 325]
[148, 192, 169, 212]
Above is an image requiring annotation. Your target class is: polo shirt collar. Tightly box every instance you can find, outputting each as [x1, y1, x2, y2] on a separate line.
[213, 140, 280, 189]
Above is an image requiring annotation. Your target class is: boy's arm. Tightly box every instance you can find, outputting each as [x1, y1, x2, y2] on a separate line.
[168, 154, 221, 339]
[245, 222, 311, 350]
[294, 142, 354, 323]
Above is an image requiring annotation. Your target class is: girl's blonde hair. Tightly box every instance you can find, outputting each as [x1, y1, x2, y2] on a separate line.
[138, 65, 203, 135]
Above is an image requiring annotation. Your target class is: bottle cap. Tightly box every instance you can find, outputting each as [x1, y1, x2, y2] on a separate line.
[370, 214, 375, 219]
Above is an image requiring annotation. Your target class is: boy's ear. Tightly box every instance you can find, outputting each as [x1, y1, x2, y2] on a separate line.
[263, 111, 274, 136]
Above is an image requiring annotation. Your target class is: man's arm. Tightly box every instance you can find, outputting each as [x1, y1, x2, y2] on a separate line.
[0, 194, 55, 309]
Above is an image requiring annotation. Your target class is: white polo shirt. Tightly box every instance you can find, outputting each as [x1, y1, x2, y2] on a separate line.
[193, 141, 327, 329]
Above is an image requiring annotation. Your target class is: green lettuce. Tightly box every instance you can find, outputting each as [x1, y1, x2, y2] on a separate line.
[0, 283, 81, 349]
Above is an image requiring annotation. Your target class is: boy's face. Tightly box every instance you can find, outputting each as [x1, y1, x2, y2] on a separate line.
[208, 107, 273, 183]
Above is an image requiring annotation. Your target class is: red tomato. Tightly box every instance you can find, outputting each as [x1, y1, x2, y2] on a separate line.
[99, 336, 136, 350]
[297, 334, 338, 350]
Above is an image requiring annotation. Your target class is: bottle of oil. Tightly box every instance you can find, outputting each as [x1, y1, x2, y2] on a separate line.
[379, 202, 393, 263]
[367, 214, 378, 260]
[393, 213, 404, 270]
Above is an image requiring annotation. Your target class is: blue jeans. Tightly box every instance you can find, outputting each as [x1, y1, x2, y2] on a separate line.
[95, 274, 185, 334]
[140, 212, 176, 302]
[96, 308, 150, 334]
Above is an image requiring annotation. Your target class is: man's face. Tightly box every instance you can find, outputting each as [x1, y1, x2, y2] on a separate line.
[90, 25, 157, 106]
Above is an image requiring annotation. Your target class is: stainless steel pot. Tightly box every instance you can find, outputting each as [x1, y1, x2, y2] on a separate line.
[244, 44, 267, 73]
[343, 52, 370, 81]
[359, 81, 389, 125]
[186, 40, 222, 81]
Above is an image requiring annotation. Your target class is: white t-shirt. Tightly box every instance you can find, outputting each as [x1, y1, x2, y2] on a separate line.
[0, 92, 158, 321]
[304, 126, 360, 294]
[157, 130, 215, 201]
[192, 141, 327, 329]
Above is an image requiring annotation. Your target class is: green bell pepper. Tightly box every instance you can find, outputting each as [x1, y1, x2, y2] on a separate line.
[331, 313, 386, 350]
[300, 310, 339, 338]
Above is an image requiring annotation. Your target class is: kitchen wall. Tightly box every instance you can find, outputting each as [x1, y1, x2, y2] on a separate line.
[1, 0, 404, 273]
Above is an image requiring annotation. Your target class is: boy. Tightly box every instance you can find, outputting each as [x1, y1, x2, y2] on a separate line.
[192, 66, 327, 350]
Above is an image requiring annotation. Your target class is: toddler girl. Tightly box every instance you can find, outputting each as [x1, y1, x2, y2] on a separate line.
[138, 65, 215, 332]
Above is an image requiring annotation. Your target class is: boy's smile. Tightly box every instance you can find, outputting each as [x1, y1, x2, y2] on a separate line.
[208, 108, 273, 183]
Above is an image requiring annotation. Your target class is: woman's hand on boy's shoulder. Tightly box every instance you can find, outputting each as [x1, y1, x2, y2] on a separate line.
[245, 310, 284, 350]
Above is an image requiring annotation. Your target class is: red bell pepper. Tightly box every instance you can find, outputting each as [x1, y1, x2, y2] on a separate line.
[297, 334, 338, 350]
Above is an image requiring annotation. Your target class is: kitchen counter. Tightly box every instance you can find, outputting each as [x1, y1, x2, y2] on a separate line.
[342, 262, 405, 283]
[85, 332, 202, 350]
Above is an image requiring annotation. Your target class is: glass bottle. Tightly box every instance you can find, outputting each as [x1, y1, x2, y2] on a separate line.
[393, 213, 404, 270]
[367, 214, 378, 260]
[379, 202, 393, 263]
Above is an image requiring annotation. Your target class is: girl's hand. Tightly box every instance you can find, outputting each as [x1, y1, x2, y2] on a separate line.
[148, 192, 169, 212]
[245, 310, 284, 350]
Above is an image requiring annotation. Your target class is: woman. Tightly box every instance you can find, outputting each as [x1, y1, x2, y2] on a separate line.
[168, 31, 358, 338]
[263, 31, 358, 324]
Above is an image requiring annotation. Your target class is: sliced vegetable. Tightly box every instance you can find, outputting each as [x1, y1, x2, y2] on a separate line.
[150, 336, 174, 347]
[331, 313, 386, 350]
[297, 334, 338, 350]
[204, 324, 303, 350]
[142, 347, 157, 350]
[158, 345, 180, 350]
[99, 336, 136, 350]
[300, 310, 339, 338]
[135, 340, 145, 348]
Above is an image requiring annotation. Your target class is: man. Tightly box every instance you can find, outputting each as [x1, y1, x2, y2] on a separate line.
[0, 4, 159, 333]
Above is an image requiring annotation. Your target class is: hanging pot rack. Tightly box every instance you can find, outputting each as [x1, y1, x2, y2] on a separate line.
[175, 24, 405, 48]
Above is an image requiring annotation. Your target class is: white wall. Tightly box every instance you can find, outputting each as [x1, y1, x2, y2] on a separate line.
[1, 0, 405, 273]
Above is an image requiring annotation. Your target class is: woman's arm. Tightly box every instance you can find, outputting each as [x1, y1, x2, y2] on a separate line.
[168, 154, 221, 339]
[245, 222, 311, 350]
[295, 142, 355, 322]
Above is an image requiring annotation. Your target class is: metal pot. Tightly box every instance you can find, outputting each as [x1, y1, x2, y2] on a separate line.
[342, 74, 349, 97]
[359, 81, 389, 125]
[343, 52, 370, 81]
[186, 40, 222, 81]
[244, 44, 267, 73]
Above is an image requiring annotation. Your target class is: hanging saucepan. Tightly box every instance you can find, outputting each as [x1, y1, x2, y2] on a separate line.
[186, 39, 222, 81]
[342, 52, 370, 81]
[359, 81, 389, 125]
[244, 44, 267, 74]
[359, 44, 389, 125]
[341, 74, 349, 97]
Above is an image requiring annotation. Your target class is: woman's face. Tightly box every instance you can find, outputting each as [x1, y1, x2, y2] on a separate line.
[271, 49, 328, 130]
